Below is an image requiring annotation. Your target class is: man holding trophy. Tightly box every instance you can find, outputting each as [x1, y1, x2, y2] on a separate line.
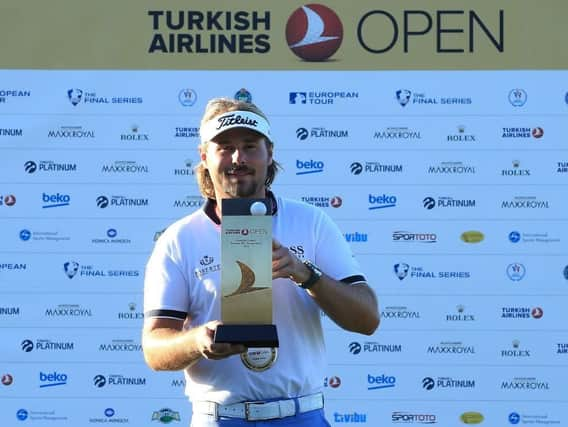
[143, 97, 379, 426]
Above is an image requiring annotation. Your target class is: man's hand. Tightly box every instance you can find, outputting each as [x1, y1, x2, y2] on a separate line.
[196, 321, 247, 360]
[272, 238, 310, 283]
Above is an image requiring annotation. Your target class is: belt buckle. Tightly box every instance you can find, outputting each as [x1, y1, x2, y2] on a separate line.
[244, 401, 258, 421]
[244, 402, 264, 421]
[244, 401, 272, 421]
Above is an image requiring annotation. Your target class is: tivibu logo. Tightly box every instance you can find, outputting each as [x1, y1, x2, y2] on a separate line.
[286, 4, 343, 61]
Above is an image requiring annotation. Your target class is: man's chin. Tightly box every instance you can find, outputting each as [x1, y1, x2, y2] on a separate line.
[224, 184, 258, 198]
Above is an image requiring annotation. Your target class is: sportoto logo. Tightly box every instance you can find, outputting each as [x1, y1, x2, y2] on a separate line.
[286, 4, 343, 61]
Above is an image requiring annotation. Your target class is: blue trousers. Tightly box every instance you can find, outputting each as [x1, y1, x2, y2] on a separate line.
[190, 409, 331, 427]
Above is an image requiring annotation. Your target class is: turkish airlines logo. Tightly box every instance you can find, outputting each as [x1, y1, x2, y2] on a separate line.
[286, 4, 343, 61]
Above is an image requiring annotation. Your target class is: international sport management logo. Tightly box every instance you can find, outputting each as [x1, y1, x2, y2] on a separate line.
[286, 4, 343, 61]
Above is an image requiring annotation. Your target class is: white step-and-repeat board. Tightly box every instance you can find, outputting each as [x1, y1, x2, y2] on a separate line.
[1, 1, 567, 426]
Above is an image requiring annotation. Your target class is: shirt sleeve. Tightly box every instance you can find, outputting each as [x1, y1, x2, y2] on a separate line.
[143, 233, 190, 320]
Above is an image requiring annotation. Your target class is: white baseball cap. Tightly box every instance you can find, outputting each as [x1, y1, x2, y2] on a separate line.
[200, 110, 271, 143]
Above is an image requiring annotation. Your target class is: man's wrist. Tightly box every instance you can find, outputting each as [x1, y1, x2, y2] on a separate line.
[296, 260, 323, 290]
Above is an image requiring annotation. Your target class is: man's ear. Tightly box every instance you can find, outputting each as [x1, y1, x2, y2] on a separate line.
[199, 145, 207, 166]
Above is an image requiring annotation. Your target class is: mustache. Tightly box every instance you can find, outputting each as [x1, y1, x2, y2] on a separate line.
[226, 165, 254, 174]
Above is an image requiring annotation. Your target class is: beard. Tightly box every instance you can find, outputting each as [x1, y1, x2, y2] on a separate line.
[222, 166, 264, 198]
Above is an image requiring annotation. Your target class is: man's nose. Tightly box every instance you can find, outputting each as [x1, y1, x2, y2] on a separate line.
[231, 148, 246, 164]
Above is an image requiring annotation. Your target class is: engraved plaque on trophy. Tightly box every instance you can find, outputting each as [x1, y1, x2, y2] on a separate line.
[214, 198, 279, 349]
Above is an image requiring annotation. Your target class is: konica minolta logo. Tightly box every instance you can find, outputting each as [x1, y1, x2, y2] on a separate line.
[368, 194, 397, 210]
[296, 159, 324, 175]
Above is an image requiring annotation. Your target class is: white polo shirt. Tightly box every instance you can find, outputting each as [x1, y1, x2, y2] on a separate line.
[144, 193, 366, 405]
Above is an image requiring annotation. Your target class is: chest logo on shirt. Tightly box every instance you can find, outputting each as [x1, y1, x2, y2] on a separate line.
[194, 255, 220, 279]
[289, 245, 305, 258]
[200, 255, 214, 266]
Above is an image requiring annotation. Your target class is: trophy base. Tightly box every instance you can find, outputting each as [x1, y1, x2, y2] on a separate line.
[214, 324, 279, 348]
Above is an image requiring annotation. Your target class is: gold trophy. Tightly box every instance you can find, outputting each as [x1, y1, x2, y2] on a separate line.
[214, 198, 279, 370]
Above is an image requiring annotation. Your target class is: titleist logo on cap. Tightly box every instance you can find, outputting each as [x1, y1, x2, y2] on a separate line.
[215, 113, 258, 130]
